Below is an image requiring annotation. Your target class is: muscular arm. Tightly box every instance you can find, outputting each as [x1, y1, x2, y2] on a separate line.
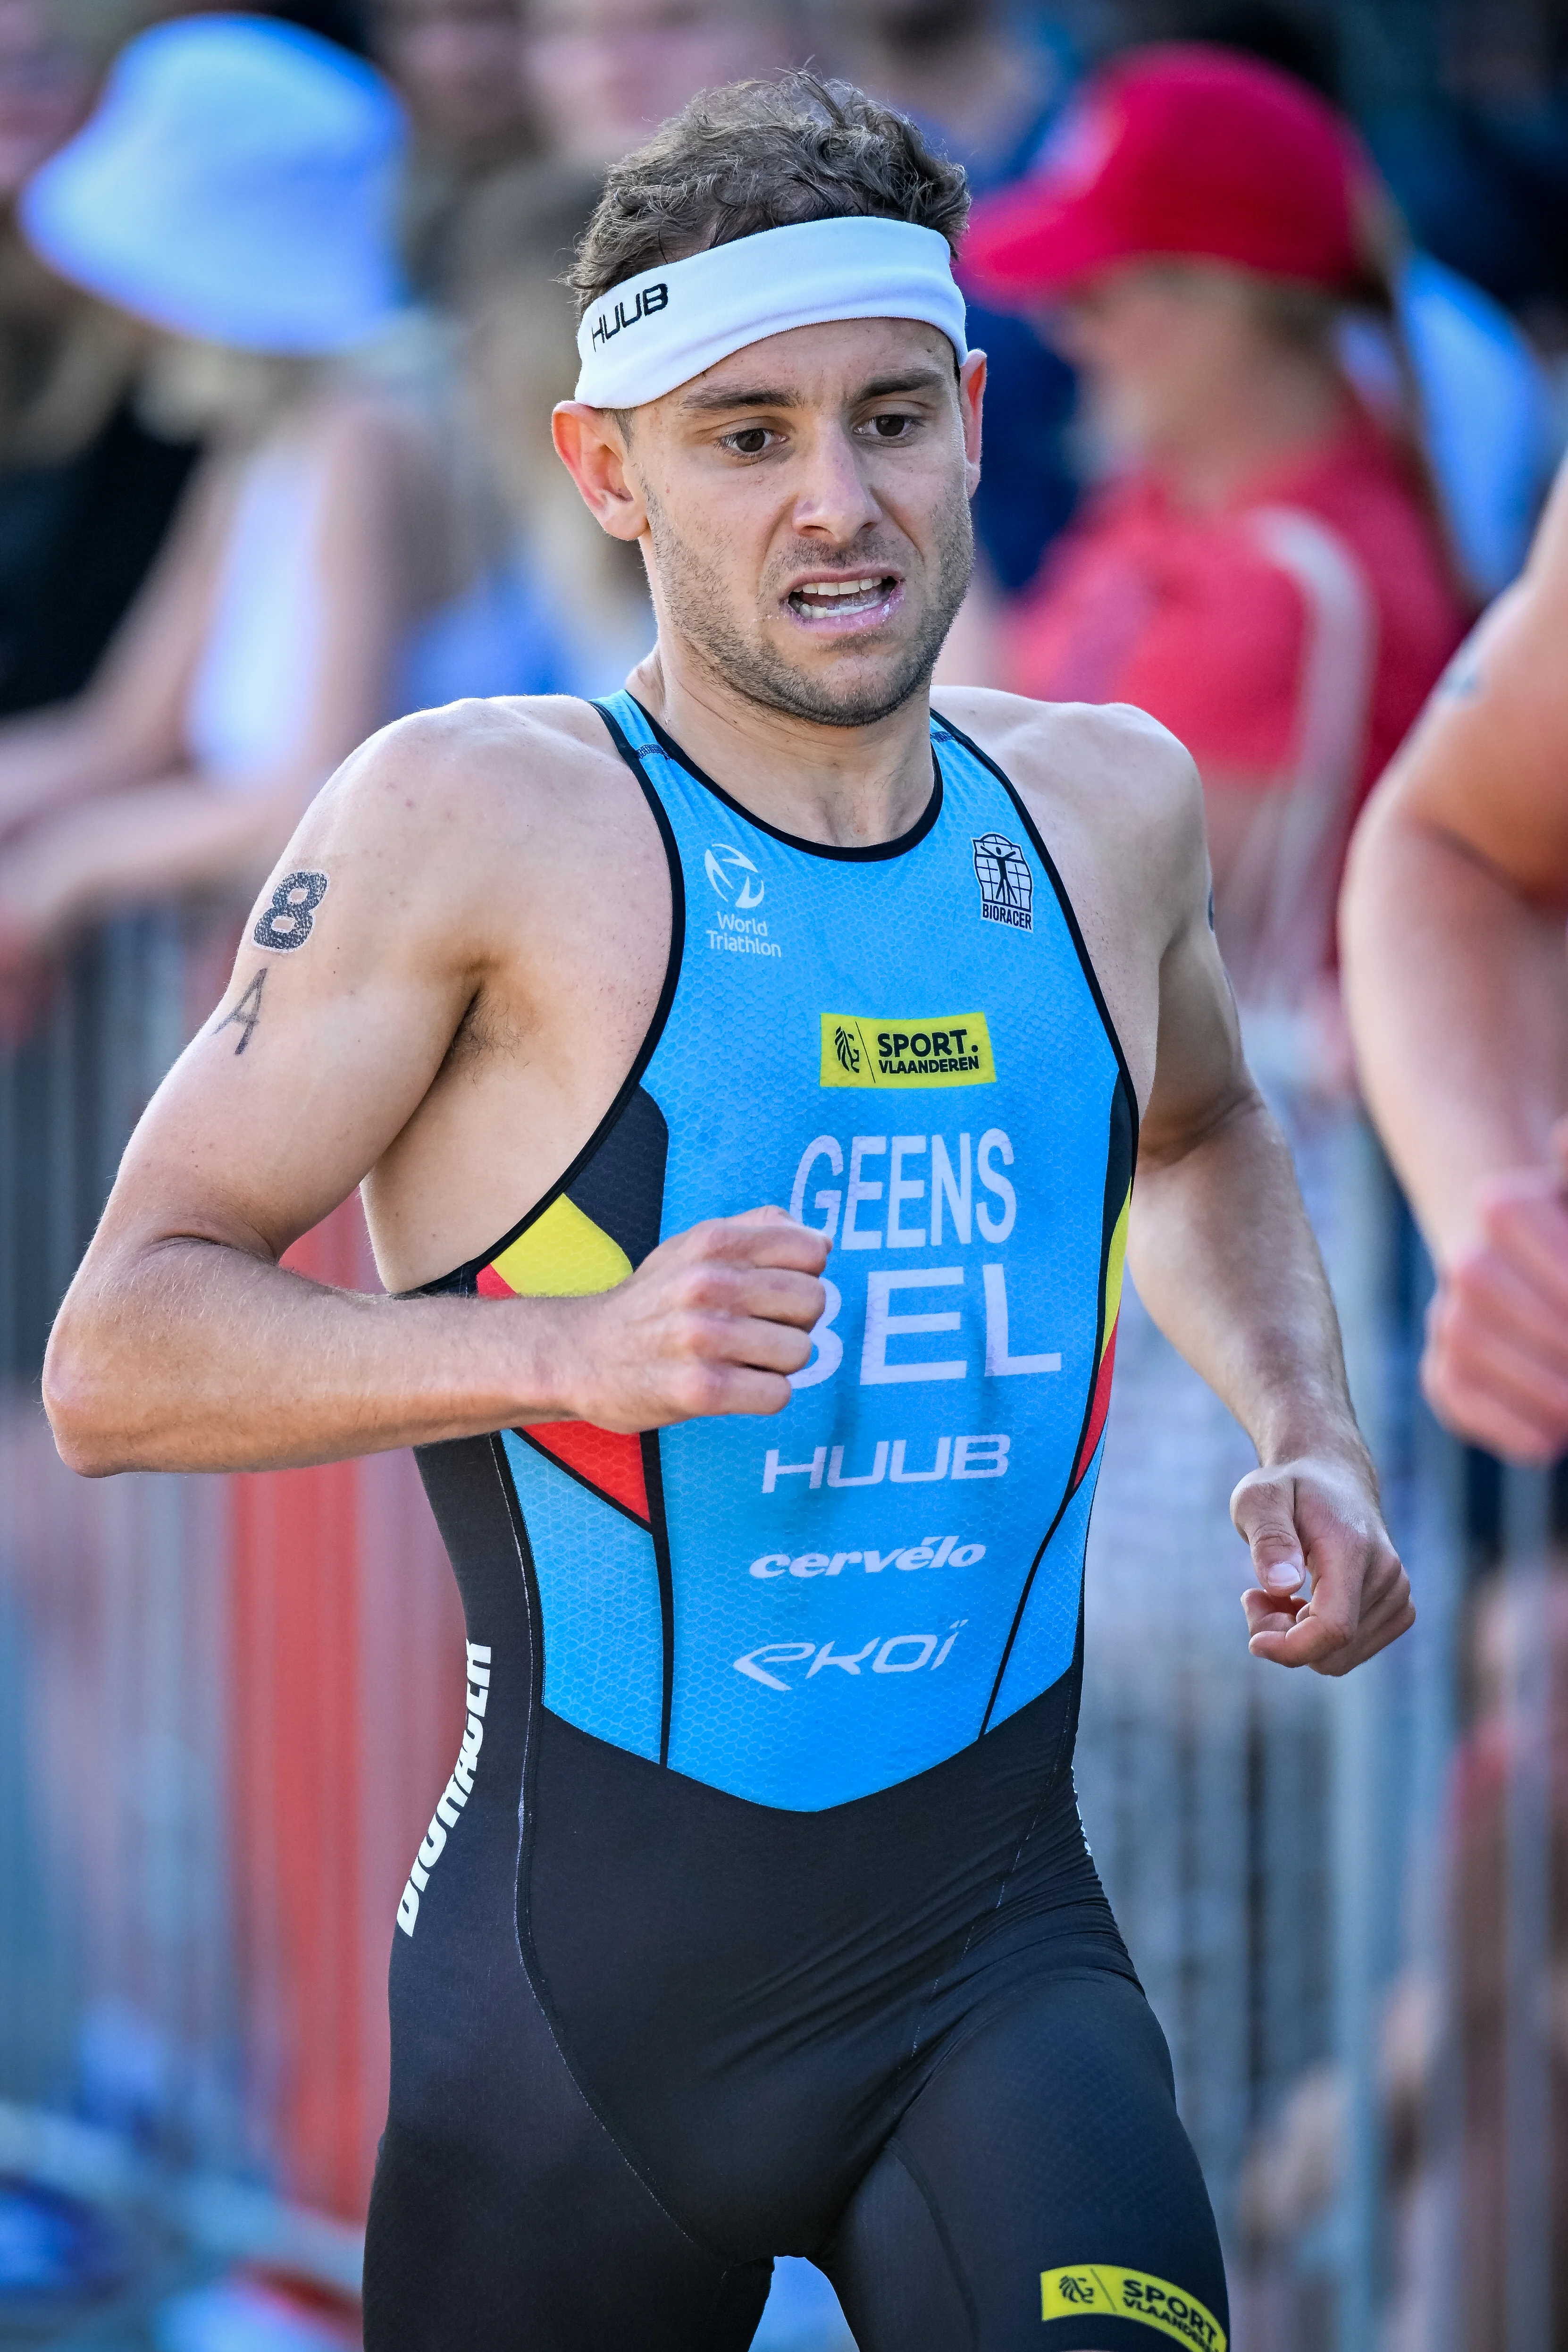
[1342, 458, 1568, 1461]
[1102, 726, 1409, 1672]
[43, 713, 827, 1476]
[939, 687, 1409, 1671]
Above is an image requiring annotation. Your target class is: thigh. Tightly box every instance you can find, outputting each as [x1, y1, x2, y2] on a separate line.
[363, 1912, 770, 2352]
[822, 1972, 1228, 2352]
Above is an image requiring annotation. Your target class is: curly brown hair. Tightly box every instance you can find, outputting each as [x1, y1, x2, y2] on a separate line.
[568, 72, 970, 319]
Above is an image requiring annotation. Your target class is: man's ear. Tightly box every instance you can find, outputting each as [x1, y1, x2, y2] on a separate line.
[958, 350, 987, 499]
[552, 402, 647, 540]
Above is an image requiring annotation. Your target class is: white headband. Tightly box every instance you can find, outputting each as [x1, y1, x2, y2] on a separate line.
[573, 215, 968, 409]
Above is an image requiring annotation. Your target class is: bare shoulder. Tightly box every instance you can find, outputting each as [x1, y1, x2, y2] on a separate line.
[934, 687, 1206, 903]
[1525, 448, 1568, 599]
[247, 693, 647, 967]
[1360, 454, 1568, 903]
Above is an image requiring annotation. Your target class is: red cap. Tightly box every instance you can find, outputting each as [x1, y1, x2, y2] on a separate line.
[963, 44, 1377, 301]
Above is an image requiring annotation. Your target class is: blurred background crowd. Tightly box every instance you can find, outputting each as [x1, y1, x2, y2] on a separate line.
[0, 0, 1563, 2348]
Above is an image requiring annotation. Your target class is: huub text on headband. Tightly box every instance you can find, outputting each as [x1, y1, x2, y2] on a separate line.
[572, 216, 969, 410]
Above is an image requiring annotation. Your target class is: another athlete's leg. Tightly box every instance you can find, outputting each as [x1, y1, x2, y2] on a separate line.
[821, 1971, 1226, 2352]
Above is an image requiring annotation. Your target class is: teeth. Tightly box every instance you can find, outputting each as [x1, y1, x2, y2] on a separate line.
[795, 577, 886, 601]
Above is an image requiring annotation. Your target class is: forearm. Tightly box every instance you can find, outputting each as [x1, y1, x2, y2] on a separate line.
[44, 1235, 578, 1475]
[1342, 805, 1568, 1260]
[0, 776, 308, 942]
[1127, 1090, 1362, 1468]
[0, 703, 159, 835]
[46, 1202, 829, 1477]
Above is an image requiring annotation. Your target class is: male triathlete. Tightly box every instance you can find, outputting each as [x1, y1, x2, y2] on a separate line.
[1343, 455, 1568, 1466]
[47, 76, 1411, 2352]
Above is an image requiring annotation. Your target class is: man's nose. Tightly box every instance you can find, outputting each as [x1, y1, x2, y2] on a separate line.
[789, 426, 881, 543]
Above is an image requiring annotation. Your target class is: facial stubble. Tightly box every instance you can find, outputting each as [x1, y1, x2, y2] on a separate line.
[641, 475, 976, 729]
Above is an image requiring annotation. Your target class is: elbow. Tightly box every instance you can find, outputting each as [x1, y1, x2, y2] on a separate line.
[42, 1310, 136, 1477]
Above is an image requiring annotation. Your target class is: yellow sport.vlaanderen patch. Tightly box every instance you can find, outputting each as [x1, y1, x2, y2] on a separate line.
[819, 1012, 995, 1089]
[1040, 2266, 1225, 2352]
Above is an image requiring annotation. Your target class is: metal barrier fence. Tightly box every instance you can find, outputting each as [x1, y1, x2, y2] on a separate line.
[0, 912, 1558, 2351]
[0, 907, 467, 2241]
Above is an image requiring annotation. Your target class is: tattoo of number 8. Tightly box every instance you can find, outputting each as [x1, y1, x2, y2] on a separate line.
[254, 870, 329, 951]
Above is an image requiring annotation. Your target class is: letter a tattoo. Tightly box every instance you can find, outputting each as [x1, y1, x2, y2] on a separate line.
[214, 969, 266, 1055]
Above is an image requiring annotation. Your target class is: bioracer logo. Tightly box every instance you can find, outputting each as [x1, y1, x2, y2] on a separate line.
[820, 1013, 996, 1089]
[972, 833, 1034, 931]
[589, 281, 669, 348]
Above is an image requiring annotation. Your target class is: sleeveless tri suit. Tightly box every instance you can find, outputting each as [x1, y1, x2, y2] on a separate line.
[362, 696, 1227, 2352]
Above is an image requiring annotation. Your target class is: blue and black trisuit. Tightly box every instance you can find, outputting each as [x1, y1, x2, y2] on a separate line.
[363, 693, 1227, 2352]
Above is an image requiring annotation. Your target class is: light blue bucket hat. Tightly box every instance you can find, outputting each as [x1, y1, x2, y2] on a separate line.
[20, 14, 408, 355]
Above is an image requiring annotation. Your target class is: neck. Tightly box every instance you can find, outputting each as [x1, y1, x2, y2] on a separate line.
[1142, 347, 1348, 512]
[625, 636, 938, 850]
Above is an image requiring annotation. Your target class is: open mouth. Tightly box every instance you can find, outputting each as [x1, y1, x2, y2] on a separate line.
[786, 573, 900, 620]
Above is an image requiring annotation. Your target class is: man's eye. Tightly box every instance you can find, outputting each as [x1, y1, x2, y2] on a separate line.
[725, 427, 773, 456]
[867, 412, 916, 440]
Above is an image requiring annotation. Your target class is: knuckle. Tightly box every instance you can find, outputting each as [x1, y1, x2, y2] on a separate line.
[673, 1363, 722, 1416]
[669, 1308, 718, 1357]
[676, 1267, 730, 1313]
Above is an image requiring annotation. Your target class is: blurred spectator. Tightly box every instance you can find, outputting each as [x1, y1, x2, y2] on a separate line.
[1179, 0, 1333, 94]
[372, 0, 539, 296]
[1358, 0, 1568, 365]
[527, 0, 804, 168]
[1240, 1571, 1568, 2352]
[829, 0, 1065, 179]
[828, 0, 1078, 593]
[261, 0, 374, 48]
[965, 45, 1466, 1044]
[0, 16, 441, 984]
[1432, 1569, 1568, 2352]
[1191, 0, 1554, 602]
[0, 0, 205, 718]
[966, 50, 1464, 1891]
[399, 159, 652, 706]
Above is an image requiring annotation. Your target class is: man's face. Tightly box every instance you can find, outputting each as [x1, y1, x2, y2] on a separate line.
[0, 0, 92, 198]
[527, 0, 799, 168]
[607, 318, 984, 729]
[377, 0, 531, 155]
[1047, 258, 1256, 467]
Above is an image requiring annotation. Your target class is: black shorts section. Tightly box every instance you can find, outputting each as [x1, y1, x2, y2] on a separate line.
[369, 1435, 1227, 2349]
[824, 1973, 1228, 2352]
[522, 1675, 1129, 2254]
[364, 1944, 772, 2352]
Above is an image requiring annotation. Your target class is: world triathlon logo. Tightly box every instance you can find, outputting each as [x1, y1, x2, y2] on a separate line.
[704, 843, 764, 908]
[971, 833, 1034, 932]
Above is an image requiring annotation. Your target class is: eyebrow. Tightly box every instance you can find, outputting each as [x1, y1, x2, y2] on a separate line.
[676, 366, 952, 417]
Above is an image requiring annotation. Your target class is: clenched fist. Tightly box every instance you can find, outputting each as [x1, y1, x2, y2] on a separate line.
[525, 1206, 831, 1433]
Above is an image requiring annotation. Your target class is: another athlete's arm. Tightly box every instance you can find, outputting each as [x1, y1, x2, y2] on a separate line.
[1342, 459, 1568, 1463]
[1096, 722, 1410, 1673]
[43, 716, 827, 1478]
[0, 402, 428, 968]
